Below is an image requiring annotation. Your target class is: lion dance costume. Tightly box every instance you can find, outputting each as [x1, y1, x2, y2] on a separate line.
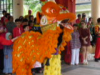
[12, 1, 76, 75]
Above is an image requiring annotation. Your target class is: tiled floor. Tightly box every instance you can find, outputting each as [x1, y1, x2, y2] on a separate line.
[62, 60, 100, 75]
[1, 60, 100, 75]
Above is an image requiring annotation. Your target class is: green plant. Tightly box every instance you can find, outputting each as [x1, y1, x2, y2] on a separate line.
[24, 0, 42, 17]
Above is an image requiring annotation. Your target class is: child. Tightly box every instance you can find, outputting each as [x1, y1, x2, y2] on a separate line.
[21, 19, 28, 26]
[3, 32, 13, 75]
[71, 24, 81, 65]
[13, 19, 23, 38]
[23, 25, 30, 32]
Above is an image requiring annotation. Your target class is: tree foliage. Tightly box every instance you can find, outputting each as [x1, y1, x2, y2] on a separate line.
[24, 0, 42, 17]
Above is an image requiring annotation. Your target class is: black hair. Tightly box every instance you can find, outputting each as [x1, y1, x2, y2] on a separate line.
[89, 17, 92, 21]
[97, 18, 100, 23]
[82, 14, 86, 18]
[8, 16, 13, 21]
[15, 19, 21, 22]
[19, 16, 24, 22]
[5, 13, 10, 18]
[77, 14, 81, 17]
[2, 10, 7, 14]
[23, 25, 29, 29]
[22, 19, 28, 22]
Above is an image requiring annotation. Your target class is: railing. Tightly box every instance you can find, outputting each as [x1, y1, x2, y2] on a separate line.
[76, 0, 91, 4]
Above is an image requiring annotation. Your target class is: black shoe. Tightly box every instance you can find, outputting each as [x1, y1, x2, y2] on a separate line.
[95, 58, 99, 62]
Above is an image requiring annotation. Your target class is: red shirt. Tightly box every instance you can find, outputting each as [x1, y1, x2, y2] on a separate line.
[29, 26, 32, 30]
[76, 19, 81, 24]
[13, 27, 23, 38]
[0, 26, 6, 49]
[1, 16, 5, 24]
[0, 36, 13, 49]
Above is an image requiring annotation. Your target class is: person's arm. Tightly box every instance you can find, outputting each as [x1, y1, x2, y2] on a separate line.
[82, 36, 88, 40]
[0, 37, 13, 45]
[0, 36, 18, 45]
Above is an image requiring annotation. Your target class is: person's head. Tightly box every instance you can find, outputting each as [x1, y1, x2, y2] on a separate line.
[73, 24, 78, 31]
[22, 19, 28, 25]
[77, 14, 81, 19]
[97, 18, 100, 24]
[81, 20, 87, 28]
[28, 10, 32, 15]
[5, 13, 10, 18]
[23, 25, 29, 32]
[89, 17, 92, 22]
[19, 16, 24, 22]
[2, 10, 7, 16]
[28, 20, 34, 27]
[8, 16, 13, 22]
[15, 19, 21, 27]
[6, 32, 12, 40]
[82, 14, 86, 19]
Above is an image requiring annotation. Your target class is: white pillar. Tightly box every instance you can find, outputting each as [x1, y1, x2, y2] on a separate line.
[91, 0, 100, 24]
[13, 0, 24, 20]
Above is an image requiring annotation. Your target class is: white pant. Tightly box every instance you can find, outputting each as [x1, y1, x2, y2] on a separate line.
[71, 48, 80, 65]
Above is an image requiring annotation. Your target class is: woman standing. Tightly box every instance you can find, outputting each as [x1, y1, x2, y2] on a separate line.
[3, 33, 13, 75]
[71, 24, 81, 65]
[80, 21, 91, 65]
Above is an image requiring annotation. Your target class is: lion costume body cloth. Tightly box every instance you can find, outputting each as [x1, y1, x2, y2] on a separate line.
[12, 1, 76, 75]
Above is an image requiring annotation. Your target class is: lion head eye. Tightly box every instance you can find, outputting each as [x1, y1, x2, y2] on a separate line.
[40, 16, 48, 26]
[51, 9, 56, 13]
[46, 8, 56, 14]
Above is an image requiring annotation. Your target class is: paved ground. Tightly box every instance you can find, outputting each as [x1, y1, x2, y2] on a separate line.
[62, 60, 100, 75]
[1, 54, 100, 75]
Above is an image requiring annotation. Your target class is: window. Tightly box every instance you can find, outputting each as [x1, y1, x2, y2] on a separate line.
[0, 0, 13, 17]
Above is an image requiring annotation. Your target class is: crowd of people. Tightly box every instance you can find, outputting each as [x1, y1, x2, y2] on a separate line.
[0, 10, 42, 75]
[70, 13, 100, 66]
[0, 9, 100, 75]
[70, 13, 94, 65]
